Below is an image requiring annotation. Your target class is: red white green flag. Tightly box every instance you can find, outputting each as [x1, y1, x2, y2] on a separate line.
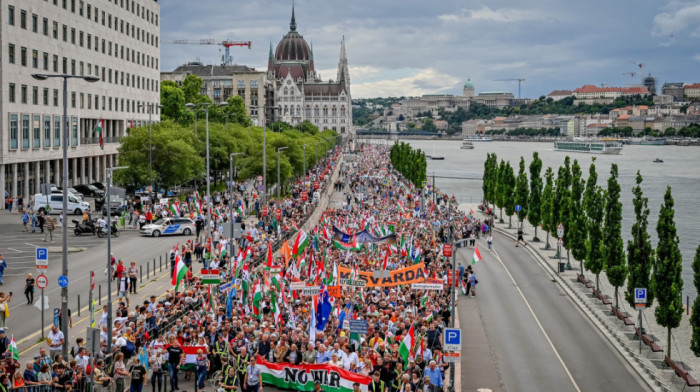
[95, 119, 104, 150]
[172, 254, 187, 290]
[472, 246, 482, 265]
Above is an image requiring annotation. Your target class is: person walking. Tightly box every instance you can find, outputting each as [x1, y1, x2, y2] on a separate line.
[515, 227, 527, 247]
[0, 255, 7, 286]
[22, 210, 29, 232]
[128, 357, 148, 392]
[487, 233, 493, 251]
[44, 216, 55, 242]
[25, 273, 35, 305]
[0, 292, 11, 328]
[37, 212, 45, 233]
[127, 262, 138, 295]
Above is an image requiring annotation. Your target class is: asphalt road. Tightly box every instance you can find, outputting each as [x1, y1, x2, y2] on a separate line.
[458, 235, 650, 392]
[0, 212, 190, 352]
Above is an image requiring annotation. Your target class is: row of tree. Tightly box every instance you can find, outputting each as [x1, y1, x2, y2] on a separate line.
[116, 119, 338, 192]
[483, 153, 692, 358]
[389, 142, 427, 189]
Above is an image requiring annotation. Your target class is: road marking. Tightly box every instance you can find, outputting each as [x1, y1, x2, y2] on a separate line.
[7, 248, 21, 253]
[491, 246, 582, 392]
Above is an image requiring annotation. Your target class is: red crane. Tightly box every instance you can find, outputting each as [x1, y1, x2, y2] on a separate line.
[162, 39, 252, 65]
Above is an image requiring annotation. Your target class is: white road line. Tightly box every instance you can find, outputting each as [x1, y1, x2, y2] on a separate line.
[491, 246, 582, 392]
[7, 248, 22, 253]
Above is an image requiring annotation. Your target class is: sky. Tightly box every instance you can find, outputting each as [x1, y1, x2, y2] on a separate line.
[160, 0, 700, 99]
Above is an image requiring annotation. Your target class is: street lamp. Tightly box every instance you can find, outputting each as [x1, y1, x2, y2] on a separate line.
[31, 73, 99, 357]
[302, 143, 313, 177]
[250, 105, 280, 209]
[185, 102, 228, 238]
[105, 165, 127, 353]
[137, 103, 163, 197]
[276, 147, 288, 201]
[229, 152, 244, 268]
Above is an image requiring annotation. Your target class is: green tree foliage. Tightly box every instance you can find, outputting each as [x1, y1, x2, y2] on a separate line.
[160, 81, 191, 124]
[495, 160, 508, 221]
[503, 162, 516, 228]
[603, 164, 627, 310]
[690, 246, 700, 356]
[528, 152, 543, 241]
[389, 142, 427, 188]
[515, 157, 529, 227]
[222, 95, 252, 127]
[181, 74, 203, 104]
[422, 118, 437, 132]
[540, 167, 555, 248]
[552, 158, 569, 243]
[585, 186, 605, 290]
[567, 159, 586, 273]
[583, 158, 600, 279]
[653, 187, 684, 359]
[482, 153, 498, 210]
[625, 171, 655, 308]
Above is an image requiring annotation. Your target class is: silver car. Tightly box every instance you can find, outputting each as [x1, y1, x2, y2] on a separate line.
[139, 217, 195, 237]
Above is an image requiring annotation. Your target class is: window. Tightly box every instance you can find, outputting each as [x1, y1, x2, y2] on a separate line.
[251, 80, 258, 88]
[43, 18, 48, 36]
[62, 57, 67, 74]
[53, 22, 58, 39]
[22, 114, 30, 149]
[32, 86, 38, 105]
[323, 106, 328, 116]
[71, 92, 76, 108]
[62, 24, 67, 41]
[87, 4, 91, 19]
[20, 47, 27, 66]
[79, 31, 83, 47]
[21, 84, 27, 103]
[54, 116, 61, 147]
[8, 44, 15, 64]
[20, 10, 26, 29]
[9, 83, 15, 103]
[8, 6, 14, 26]
[53, 55, 58, 72]
[79, 0, 83, 16]
[87, 34, 91, 49]
[43, 88, 49, 106]
[33, 115, 41, 148]
[10, 114, 18, 149]
[71, 59, 75, 75]
[71, 117, 78, 146]
[71, 28, 76, 44]
[80, 93, 84, 108]
[43, 52, 48, 70]
[53, 89, 59, 107]
[32, 50, 38, 68]
[314, 106, 320, 116]
[44, 116, 51, 147]
[32, 14, 38, 32]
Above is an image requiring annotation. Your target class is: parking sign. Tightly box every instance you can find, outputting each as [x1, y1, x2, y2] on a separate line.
[443, 328, 461, 351]
[634, 288, 647, 304]
[36, 247, 48, 269]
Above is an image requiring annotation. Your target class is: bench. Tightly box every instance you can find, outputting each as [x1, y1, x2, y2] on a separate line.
[592, 288, 612, 305]
[665, 355, 700, 388]
[634, 327, 664, 354]
[611, 306, 636, 326]
[577, 273, 595, 289]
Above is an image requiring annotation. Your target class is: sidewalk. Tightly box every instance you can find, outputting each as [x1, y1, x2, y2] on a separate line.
[465, 204, 685, 392]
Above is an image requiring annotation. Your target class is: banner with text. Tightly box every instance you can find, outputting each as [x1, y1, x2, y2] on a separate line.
[257, 356, 371, 392]
[337, 263, 427, 288]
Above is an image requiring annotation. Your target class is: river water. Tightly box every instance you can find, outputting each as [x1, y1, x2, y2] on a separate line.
[400, 139, 700, 299]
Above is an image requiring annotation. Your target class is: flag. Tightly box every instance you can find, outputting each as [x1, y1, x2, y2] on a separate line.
[316, 286, 332, 331]
[170, 201, 179, 216]
[9, 336, 19, 361]
[397, 200, 406, 214]
[139, 346, 150, 372]
[94, 118, 104, 150]
[252, 281, 263, 319]
[266, 243, 273, 269]
[292, 229, 310, 256]
[255, 356, 371, 392]
[177, 346, 208, 372]
[472, 246, 482, 265]
[332, 236, 362, 252]
[280, 240, 292, 266]
[172, 254, 187, 290]
[236, 201, 245, 218]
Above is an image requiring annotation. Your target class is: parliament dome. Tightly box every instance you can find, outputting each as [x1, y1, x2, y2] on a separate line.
[274, 8, 312, 62]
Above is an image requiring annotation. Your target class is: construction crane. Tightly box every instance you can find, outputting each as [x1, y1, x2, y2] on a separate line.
[161, 39, 252, 65]
[623, 72, 637, 79]
[632, 61, 645, 72]
[494, 78, 526, 98]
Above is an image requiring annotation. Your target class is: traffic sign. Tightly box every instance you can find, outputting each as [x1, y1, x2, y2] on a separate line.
[36, 275, 48, 289]
[443, 352, 461, 363]
[557, 238, 564, 246]
[515, 204, 521, 212]
[36, 247, 48, 269]
[443, 244, 453, 258]
[443, 328, 461, 351]
[635, 304, 646, 309]
[422, 181, 427, 188]
[634, 288, 647, 304]
[257, 175, 263, 182]
[57, 275, 69, 288]
[258, 185, 263, 191]
[557, 223, 564, 238]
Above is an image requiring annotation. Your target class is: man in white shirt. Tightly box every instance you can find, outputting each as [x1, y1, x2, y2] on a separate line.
[341, 345, 359, 370]
[75, 348, 90, 371]
[47, 325, 65, 361]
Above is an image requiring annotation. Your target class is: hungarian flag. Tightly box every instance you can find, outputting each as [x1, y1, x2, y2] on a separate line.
[397, 200, 406, 214]
[266, 243, 273, 269]
[252, 280, 263, 319]
[170, 201, 179, 216]
[472, 246, 482, 265]
[236, 201, 245, 218]
[292, 229, 310, 256]
[332, 235, 361, 252]
[9, 336, 19, 361]
[176, 346, 207, 372]
[172, 254, 187, 290]
[95, 118, 104, 150]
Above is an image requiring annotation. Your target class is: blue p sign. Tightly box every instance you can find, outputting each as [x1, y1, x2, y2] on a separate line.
[634, 288, 647, 304]
[36, 248, 48, 260]
[443, 328, 461, 351]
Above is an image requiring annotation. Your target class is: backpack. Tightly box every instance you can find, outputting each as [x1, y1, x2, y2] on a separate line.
[124, 339, 136, 354]
[107, 362, 115, 377]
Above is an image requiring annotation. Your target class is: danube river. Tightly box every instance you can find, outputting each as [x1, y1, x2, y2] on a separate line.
[402, 139, 700, 299]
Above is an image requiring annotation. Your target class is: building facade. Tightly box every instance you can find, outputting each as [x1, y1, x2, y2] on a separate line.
[1, 0, 160, 207]
[160, 63, 268, 126]
[267, 8, 352, 134]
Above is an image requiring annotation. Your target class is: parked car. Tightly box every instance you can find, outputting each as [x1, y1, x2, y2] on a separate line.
[55, 187, 84, 199]
[32, 193, 90, 215]
[91, 182, 106, 191]
[101, 196, 125, 216]
[73, 184, 104, 198]
[139, 217, 195, 237]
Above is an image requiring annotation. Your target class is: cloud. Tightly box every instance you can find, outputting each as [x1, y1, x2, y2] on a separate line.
[351, 68, 460, 98]
[652, 2, 700, 37]
[439, 6, 546, 23]
[695, 54, 700, 62]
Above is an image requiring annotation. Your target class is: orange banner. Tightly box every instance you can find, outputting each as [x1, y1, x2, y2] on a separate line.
[337, 263, 427, 288]
[327, 286, 342, 297]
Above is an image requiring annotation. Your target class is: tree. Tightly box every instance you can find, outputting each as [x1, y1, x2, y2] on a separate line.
[160, 81, 190, 124]
[690, 246, 700, 356]
[515, 157, 529, 228]
[181, 74, 203, 104]
[496, 160, 508, 222]
[625, 171, 655, 309]
[653, 187, 684, 359]
[603, 164, 627, 310]
[528, 152, 543, 241]
[422, 118, 437, 132]
[567, 159, 586, 273]
[503, 162, 516, 229]
[585, 185, 605, 290]
[552, 164, 568, 254]
[482, 153, 498, 211]
[540, 167, 555, 249]
[222, 95, 252, 127]
[296, 121, 319, 135]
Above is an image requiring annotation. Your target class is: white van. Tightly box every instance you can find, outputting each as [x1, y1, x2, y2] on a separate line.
[32, 193, 91, 215]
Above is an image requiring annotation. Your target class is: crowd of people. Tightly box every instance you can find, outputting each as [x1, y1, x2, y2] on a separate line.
[0, 143, 484, 392]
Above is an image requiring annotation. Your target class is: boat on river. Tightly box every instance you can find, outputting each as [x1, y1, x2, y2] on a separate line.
[553, 138, 623, 154]
[460, 140, 475, 150]
[464, 135, 492, 142]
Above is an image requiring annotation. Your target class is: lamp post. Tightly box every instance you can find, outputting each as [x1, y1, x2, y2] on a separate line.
[250, 105, 279, 210]
[229, 152, 244, 268]
[276, 147, 288, 201]
[138, 103, 163, 196]
[105, 165, 127, 353]
[186, 102, 228, 238]
[302, 143, 313, 177]
[31, 73, 99, 356]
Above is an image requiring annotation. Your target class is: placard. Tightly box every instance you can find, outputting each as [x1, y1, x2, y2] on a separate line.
[339, 279, 367, 287]
[348, 320, 368, 334]
[290, 282, 307, 291]
[410, 283, 443, 290]
[301, 286, 320, 296]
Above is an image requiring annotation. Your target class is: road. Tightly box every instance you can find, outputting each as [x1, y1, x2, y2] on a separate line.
[0, 211, 187, 352]
[457, 235, 650, 392]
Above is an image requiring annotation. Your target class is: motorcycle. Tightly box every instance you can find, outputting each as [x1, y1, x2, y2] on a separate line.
[97, 221, 120, 238]
[73, 219, 96, 236]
